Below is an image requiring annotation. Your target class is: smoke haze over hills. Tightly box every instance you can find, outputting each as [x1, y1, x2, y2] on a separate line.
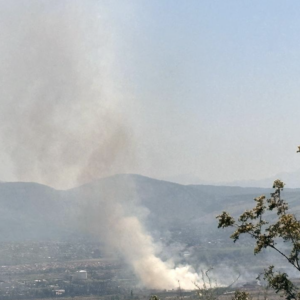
[0, 1, 209, 289]
[0, 1, 300, 187]
[1, 174, 300, 287]
[1, 0, 300, 292]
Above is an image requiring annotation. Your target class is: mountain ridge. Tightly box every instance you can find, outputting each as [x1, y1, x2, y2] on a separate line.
[162, 169, 300, 188]
[0, 173, 299, 242]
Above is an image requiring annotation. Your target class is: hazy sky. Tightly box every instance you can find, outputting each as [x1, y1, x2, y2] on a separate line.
[0, 0, 300, 188]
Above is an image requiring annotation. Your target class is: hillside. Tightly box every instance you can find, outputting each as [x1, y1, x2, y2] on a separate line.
[0, 174, 299, 271]
[0, 174, 299, 243]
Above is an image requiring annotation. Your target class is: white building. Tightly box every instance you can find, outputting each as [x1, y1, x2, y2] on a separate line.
[74, 270, 87, 280]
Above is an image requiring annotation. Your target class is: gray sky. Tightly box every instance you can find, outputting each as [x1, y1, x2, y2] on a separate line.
[0, 0, 299, 188]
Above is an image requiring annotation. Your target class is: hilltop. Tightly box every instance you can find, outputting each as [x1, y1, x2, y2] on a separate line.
[0, 174, 299, 242]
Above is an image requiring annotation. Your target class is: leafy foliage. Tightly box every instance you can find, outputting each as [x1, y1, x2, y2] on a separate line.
[231, 290, 251, 300]
[149, 296, 160, 300]
[217, 178, 300, 299]
[259, 266, 300, 300]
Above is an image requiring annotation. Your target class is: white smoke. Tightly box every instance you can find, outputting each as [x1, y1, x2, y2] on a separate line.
[1, 1, 204, 290]
[82, 188, 202, 290]
[0, 1, 136, 189]
[106, 214, 200, 289]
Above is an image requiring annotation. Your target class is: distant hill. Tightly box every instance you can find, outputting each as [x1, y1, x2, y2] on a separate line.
[163, 169, 300, 188]
[0, 182, 77, 240]
[220, 169, 300, 188]
[0, 174, 300, 243]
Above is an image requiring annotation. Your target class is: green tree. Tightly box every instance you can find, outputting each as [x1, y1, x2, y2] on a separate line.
[217, 174, 300, 300]
[231, 290, 251, 300]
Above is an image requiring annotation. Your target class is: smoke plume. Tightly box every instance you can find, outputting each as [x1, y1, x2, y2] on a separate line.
[0, 1, 203, 290]
[0, 1, 135, 188]
[81, 182, 202, 289]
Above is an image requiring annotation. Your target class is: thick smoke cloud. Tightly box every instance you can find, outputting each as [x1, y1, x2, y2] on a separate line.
[0, 1, 135, 189]
[0, 1, 203, 290]
[81, 183, 202, 290]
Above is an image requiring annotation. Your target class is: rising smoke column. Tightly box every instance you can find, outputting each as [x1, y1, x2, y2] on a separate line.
[81, 181, 202, 290]
[105, 212, 201, 289]
[0, 1, 202, 289]
[0, 1, 135, 189]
